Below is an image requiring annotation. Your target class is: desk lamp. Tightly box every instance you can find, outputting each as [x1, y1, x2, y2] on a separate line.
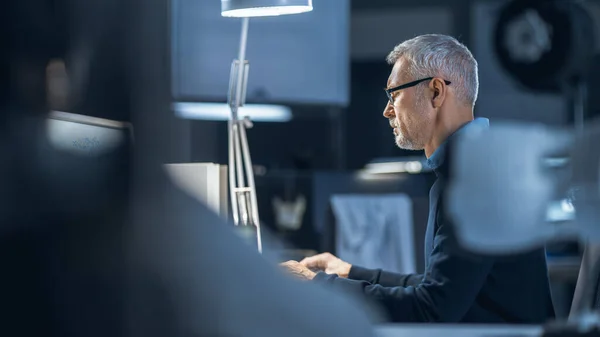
[220, 0, 313, 253]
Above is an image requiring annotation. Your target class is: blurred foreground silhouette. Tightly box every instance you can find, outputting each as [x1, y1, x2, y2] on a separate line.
[0, 0, 380, 335]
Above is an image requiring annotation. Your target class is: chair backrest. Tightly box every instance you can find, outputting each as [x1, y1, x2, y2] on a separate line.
[570, 243, 600, 318]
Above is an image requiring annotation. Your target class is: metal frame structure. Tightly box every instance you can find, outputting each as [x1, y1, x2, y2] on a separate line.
[227, 17, 263, 253]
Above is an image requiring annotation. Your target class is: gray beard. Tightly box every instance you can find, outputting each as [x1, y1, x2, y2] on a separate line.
[395, 133, 422, 150]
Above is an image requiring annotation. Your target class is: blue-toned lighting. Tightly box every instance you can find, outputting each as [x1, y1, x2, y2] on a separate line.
[173, 102, 292, 122]
[221, 0, 313, 17]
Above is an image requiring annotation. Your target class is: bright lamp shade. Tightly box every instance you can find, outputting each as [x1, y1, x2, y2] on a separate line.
[221, 0, 313, 17]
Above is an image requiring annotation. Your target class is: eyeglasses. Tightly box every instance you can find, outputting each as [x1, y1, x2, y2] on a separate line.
[384, 77, 451, 104]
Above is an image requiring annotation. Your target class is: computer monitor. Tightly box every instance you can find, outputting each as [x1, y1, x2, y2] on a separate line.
[46, 110, 133, 156]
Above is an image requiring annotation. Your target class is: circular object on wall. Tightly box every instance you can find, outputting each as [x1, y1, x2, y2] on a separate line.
[494, 0, 596, 93]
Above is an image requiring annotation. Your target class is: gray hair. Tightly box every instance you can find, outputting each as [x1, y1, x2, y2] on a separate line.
[386, 34, 479, 107]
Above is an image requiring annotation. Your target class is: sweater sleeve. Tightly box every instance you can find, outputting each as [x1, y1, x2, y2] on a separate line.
[313, 221, 494, 323]
[349, 266, 423, 287]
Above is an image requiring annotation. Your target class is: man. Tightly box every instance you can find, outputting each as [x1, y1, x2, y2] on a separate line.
[281, 34, 556, 323]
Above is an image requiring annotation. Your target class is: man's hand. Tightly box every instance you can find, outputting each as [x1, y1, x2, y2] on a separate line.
[280, 260, 316, 280]
[300, 253, 352, 278]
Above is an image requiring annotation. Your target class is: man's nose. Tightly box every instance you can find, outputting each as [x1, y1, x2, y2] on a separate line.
[383, 102, 394, 118]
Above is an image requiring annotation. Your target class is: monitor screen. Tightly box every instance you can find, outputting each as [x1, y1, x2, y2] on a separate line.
[46, 111, 133, 157]
[171, 0, 350, 106]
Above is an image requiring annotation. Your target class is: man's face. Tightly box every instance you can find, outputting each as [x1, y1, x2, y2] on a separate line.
[383, 59, 434, 150]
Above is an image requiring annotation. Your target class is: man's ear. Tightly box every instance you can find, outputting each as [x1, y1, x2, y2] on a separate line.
[430, 78, 447, 109]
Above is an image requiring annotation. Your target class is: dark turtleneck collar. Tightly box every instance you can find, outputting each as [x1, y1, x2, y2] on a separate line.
[425, 117, 490, 176]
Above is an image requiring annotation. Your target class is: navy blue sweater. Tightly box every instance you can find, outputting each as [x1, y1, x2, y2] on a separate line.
[314, 118, 556, 323]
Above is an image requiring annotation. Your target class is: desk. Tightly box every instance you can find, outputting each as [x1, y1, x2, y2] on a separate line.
[376, 324, 542, 337]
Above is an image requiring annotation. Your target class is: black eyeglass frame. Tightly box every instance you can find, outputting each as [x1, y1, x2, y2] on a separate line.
[385, 77, 451, 104]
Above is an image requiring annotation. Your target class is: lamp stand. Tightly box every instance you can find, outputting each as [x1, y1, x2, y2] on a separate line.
[227, 17, 263, 253]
